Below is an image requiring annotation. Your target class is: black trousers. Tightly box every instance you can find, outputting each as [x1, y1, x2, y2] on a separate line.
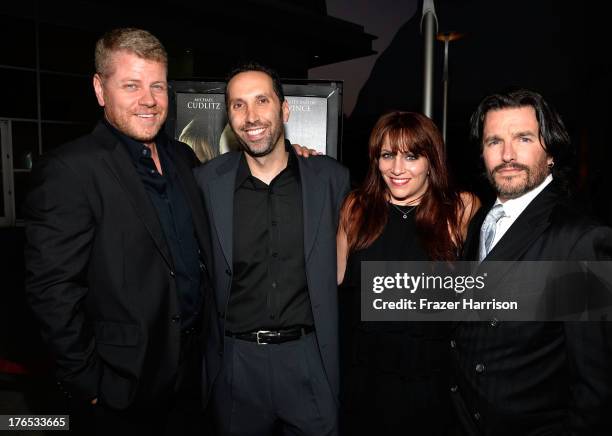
[69, 331, 208, 436]
[212, 332, 338, 436]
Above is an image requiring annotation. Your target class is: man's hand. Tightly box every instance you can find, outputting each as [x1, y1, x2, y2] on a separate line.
[91, 398, 98, 405]
[292, 143, 321, 158]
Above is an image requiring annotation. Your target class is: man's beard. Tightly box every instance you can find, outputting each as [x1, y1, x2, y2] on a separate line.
[107, 113, 163, 144]
[488, 161, 550, 200]
[236, 122, 284, 158]
[232, 107, 285, 158]
[237, 125, 277, 157]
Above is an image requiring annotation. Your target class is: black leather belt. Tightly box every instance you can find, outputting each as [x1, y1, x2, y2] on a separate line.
[225, 326, 314, 345]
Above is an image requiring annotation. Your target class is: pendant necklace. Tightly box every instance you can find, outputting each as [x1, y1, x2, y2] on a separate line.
[390, 203, 417, 219]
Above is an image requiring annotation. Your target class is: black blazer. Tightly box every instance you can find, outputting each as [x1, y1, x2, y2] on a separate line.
[452, 182, 612, 435]
[193, 147, 350, 404]
[24, 122, 213, 410]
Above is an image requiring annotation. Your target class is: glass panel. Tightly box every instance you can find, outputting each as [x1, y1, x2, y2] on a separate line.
[41, 122, 93, 153]
[12, 121, 39, 170]
[14, 171, 30, 220]
[0, 69, 37, 119]
[0, 120, 5, 219]
[0, 15, 36, 68]
[0, 119, 11, 224]
[39, 23, 97, 75]
[0, 161, 4, 218]
[40, 73, 99, 122]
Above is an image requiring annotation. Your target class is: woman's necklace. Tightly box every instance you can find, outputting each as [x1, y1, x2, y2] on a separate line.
[389, 203, 417, 219]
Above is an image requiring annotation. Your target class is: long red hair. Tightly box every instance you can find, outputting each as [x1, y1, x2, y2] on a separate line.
[341, 111, 464, 261]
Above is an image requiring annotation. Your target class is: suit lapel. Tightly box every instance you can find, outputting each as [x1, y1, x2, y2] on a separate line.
[95, 124, 174, 270]
[298, 156, 326, 262]
[173, 151, 212, 263]
[464, 184, 559, 263]
[486, 184, 558, 262]
[463, 206, 487, 261]
[208, 154, 241, 270]
[467, 184, 559, 311]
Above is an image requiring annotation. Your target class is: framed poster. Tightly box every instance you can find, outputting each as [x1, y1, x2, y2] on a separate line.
[166, 79, 343, 163]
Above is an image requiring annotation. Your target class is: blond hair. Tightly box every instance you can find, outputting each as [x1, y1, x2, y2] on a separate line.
[179, 119, 217, 163]
[95, 27, 167, 77]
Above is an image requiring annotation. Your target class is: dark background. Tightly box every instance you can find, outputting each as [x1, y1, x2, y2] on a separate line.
[343, 0, 612, 221]
[1, 0, 611, 418]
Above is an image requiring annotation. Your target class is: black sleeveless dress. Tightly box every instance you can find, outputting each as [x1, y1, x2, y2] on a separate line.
[339, 204, 455, 435]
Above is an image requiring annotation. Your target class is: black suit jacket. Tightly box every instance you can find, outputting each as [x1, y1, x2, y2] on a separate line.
[453, 182, 612, 435]
[24, 122, 213, 410]
[193, 147, 350, 404]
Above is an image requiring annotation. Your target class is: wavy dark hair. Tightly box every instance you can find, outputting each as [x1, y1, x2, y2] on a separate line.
[469, 88, 574, 192]
[341, 111, 464, 261]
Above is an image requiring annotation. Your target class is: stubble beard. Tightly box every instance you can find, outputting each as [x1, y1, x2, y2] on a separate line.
[235, 113, 285, 158]
[488, 160, 550, 200]
[107, 111, 164, 144]
[239, 129, 278, 157]
[123, 123, 161, 144]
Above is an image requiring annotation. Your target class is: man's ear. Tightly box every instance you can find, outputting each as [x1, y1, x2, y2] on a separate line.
[93, 73, 105, 107]
[282, 100, 290, 123]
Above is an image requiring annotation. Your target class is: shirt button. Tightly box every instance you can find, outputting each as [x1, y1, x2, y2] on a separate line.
[141, 149, 148, 156]
[474, 411, 481, 421]
[490, 318, 499, 327]
[272, 282, 277, 288]
[149, 169, 156, 175]
[170, 270, 176, 277]
[450, 339, 456, 348]
[475, 363, 485, 374]
[450, 384, 458, 393]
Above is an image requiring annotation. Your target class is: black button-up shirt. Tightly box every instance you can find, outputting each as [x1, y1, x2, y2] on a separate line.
[226, 145, 313, 333]
[105, 120, 203, 328]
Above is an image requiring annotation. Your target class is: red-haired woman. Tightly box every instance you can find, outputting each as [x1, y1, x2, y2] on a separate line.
[337, 111, 479, 435]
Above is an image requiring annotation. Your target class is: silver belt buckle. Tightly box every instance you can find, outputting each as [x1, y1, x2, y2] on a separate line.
[256, 330, 271, 345]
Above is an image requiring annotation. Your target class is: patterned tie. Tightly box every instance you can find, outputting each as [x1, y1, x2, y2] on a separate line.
[479, 204, 506, 261]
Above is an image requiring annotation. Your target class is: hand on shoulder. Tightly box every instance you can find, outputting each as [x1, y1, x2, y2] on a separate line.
[292, 143, 322, 158]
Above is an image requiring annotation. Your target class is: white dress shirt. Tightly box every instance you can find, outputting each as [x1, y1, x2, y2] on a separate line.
[489, 174, 553, 250]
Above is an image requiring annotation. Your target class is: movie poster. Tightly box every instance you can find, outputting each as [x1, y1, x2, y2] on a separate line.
[175, 93, 229, 163]
[174, 93, 329, 163]
[285, 96, 327, 155]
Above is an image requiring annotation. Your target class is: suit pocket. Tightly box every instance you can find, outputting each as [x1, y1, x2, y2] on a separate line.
[95, 321, 140, 347]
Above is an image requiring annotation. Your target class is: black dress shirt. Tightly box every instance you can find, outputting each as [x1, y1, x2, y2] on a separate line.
[105, 120, 203, 328]
[226, 145, 314, 333]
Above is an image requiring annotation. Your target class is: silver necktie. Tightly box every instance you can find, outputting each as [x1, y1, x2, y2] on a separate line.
[479, 204, 505, 261]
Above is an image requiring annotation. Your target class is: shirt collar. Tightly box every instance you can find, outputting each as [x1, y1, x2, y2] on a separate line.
[494, 173, 553, 218]
[235, 139, 298, 188]
[103, 118, 168, 164]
